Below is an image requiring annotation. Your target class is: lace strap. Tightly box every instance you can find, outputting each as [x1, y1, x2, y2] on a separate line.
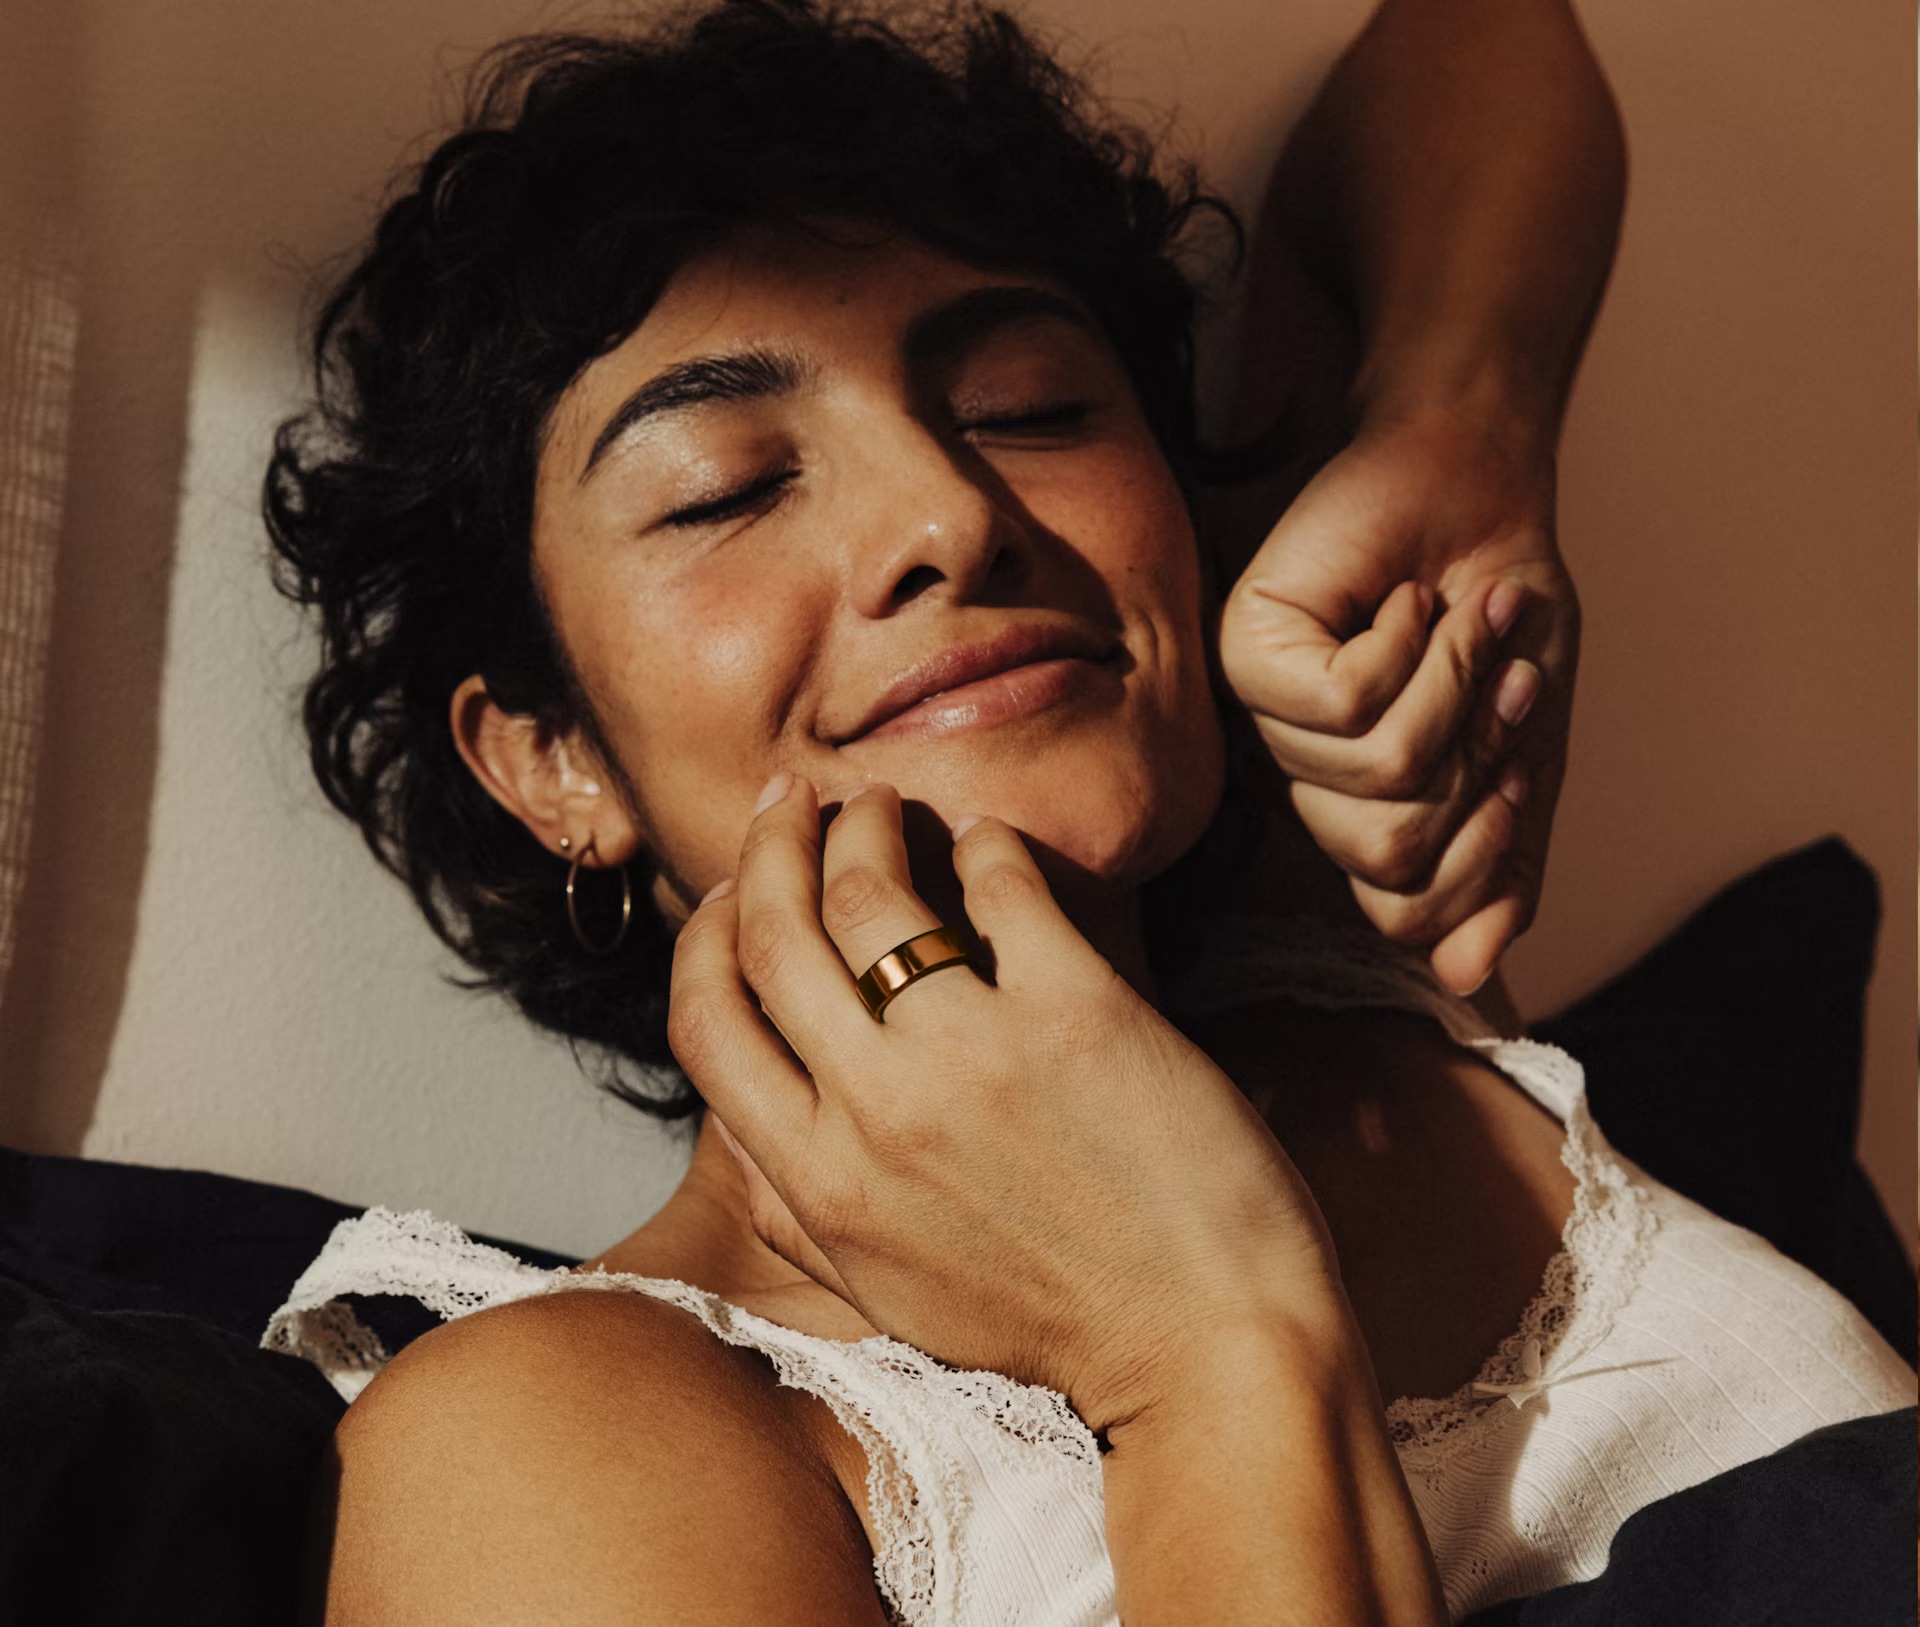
[259, 1207, 964, 1621]
[261, 1206, 562, 1399]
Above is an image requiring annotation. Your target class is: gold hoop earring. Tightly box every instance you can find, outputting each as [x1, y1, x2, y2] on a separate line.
[564, 838, 633, 956]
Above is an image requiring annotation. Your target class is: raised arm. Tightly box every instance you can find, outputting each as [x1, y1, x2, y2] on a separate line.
[1218, 0, 1626, 998]
[1278, 0, 1627, 446]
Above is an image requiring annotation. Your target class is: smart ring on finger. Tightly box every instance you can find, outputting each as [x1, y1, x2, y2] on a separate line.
[856, 927, 973, 1022]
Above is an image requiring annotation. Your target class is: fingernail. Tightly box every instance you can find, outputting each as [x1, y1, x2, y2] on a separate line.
[1498, 762, 1530, 808]
[753, 772, 793, 816]
[842, 782, 885, 805]
[1494, 662, 1539, 727]
[701, 877, 737, 905]
[1413, 582, 1435, 623]
[1486, 581, 1527, 639]
[951, 813, 984, 839]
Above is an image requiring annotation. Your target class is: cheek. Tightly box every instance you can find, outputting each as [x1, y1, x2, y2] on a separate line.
[556, 560, 809, 820]
[1047, 449, 1209, 674]
[1029, 448, 1225, 867]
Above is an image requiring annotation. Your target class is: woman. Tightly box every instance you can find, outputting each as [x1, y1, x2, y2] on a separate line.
[262, 3, 1911, 1622]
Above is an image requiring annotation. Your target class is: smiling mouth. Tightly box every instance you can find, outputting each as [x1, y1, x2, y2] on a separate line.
[832, 622, 1126, 746]
[852, 652, 1121, 744]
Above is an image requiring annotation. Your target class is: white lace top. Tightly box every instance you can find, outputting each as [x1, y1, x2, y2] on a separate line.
[264, 921, 1916, 1623]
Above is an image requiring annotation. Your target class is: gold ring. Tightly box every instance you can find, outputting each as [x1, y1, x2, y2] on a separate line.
[856, 927, 972, 1021]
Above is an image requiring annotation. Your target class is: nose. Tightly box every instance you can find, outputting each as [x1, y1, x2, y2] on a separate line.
[841, 421, 1029, 618]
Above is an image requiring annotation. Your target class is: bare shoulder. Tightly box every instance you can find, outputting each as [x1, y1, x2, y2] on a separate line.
[314, 1288, 888, 1626]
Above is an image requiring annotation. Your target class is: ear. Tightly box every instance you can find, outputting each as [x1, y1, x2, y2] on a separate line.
[449, 674, 643, 864]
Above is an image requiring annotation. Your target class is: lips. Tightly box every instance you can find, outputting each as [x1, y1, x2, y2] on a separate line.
[832, 622, 1120, 744]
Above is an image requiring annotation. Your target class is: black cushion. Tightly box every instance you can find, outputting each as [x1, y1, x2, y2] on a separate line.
[0, 1277, 343, 1627]
[0, 1148, 577, 1625]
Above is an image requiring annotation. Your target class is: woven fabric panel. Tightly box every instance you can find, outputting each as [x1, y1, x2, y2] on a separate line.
[0, 226, 77, 990]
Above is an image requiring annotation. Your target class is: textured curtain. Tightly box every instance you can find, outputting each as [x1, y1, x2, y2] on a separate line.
[0, 227, 76, 991]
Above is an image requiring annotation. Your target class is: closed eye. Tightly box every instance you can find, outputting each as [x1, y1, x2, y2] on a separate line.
[957, 401, 1093, 436]
[662, 468, 799, 529]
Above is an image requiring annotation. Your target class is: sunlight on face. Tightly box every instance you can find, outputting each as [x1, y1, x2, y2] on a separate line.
[532, 225, 1225, 913]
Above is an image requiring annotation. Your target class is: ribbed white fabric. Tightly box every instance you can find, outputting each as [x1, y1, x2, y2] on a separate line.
[266, 921, 1916, 1623]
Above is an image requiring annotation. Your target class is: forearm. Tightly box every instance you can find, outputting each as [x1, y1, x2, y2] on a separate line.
[1100, 1310, 1445, 1627]
[1273, 0, 1627, 455]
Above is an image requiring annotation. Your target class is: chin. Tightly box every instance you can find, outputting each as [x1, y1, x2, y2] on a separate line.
[904, 727, 1225, 892]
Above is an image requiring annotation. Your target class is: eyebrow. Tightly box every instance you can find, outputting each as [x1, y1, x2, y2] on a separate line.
[578, 284, 1103, 484]
[580, 349, 812, 483]
[901, 284, 1105, 367]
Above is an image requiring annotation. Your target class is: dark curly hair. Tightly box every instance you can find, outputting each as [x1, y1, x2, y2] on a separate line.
[266, 0, 1243, 1120]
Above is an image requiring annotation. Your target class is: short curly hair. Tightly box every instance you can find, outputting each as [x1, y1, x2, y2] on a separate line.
[266, 0, 1240, 1119]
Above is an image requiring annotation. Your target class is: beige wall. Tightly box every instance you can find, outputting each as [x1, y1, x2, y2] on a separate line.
[0, 0, 1910, 1258]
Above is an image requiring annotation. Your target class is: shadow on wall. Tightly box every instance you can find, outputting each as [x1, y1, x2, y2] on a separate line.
[0, 1, 195, 1150]
[0, 0, 601, 1150]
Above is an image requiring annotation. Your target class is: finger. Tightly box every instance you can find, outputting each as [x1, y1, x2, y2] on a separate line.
[711, 1112, 853, 1299]
[949, 815, 1103, 992]
[1293, 652, 1542, 889]
[667, 881, 817, 1184]
[1222, 576, 1432, 737]
[1348, 772, 1526, 951]
[1428, 731, 1558, 994]
[1257, 579, 1525, 799]
[732, 773, 875, 1060]
[1429, 890, 1532, 998]
[817, 783, 947, 978]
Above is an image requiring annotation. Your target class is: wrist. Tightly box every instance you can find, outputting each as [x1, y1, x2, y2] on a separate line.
[1352, 327, 1567, 481]
[1100, 1298, 1374, 1450]
[1345, 356, 1563, 537]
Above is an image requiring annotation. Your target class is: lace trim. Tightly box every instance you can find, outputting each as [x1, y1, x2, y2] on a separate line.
[1384, 1039, 1658, 1469]
[261, 1207, 554, 1399]
[261, 1206, 1102, 1626]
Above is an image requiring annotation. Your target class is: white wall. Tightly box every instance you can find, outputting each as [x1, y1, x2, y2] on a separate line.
[0, 0, 1910, 1259]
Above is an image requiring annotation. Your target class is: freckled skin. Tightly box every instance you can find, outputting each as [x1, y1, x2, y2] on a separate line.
[530, 228, 1226, 925]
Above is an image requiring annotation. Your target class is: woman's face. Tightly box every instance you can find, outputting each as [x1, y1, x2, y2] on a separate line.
[527, 225, 1225, 914]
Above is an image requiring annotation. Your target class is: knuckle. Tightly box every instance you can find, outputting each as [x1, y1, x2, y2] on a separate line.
[1321, 670, 1385, 737]
[736, 817, 788, 864]
[668, 909, 714, 972]
[968, 859, 1042, 914]
[1457, 619, 1496, 680]
[734, 910, 798, 990]
[851, 1094, 948, 1180]
[1358, 735, 1428, 800]
[665, 982, 726, 1071]
[1358, 815, 1434, 891]
[1361, 885, 1432, 945]
[820, 862, 898, 936]
[804, 1174, 869, 1251]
